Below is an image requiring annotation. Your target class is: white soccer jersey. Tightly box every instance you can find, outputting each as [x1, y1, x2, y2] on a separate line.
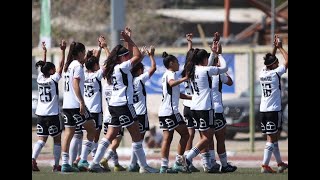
[109, 60, 134, 106]
[84, 69, 103, 113]
[62, 60, 85, 109]
[212, 74, 229, 113]
[259, 65, 287, 112]
[35, 72, 61, 116]
[183, 80, 193, 107]
[190, 66, 221, 110]
[102, 83, 112, 123]
[158, 70, 180, 116]
[133, 72, 149, 115]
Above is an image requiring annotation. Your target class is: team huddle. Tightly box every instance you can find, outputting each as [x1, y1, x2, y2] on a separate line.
[32, 27, 288, 174]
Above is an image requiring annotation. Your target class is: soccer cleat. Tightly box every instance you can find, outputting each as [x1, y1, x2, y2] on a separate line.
[277, 162, 288, 173]
[159, 166, 178, 173]
[261, 165, 276, 173]
[88, 163, 106, 173]
[203, 163, 221, 173]
[77, 159, 89, 171]
[139, 165, 159, 173]
[61, 164, 80, 172]
[188, 164, 200, 172]
[172, 162, 191, 173]
[32, 159, 40, 171]
[221, 163, 237, 173]
[114, 164, 126, 172]
[99, 158, 111, 172]
[52, 165, 62, 172]
[128, 163, 140, 172]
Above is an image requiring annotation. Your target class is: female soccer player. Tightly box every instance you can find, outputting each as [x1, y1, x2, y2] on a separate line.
[32, 40, 66, 172]
[259, 35, 288, 173]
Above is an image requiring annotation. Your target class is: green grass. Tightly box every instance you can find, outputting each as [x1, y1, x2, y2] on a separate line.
[32, 167, 288, 180]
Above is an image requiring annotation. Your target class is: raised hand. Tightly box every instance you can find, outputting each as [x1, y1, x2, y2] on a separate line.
[125, 26, 132, 37]
[98, 35, 107, 48]
[274, 34, 282, 48]
[42, 41, 47, 52]
[186, 33, 193, 42]
[60, 39, 66, 51]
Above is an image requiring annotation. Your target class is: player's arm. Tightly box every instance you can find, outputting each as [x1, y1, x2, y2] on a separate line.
[223, 73, 233, 86]
[168, 76, 188, 87]
[275, 35, 288, 69]
[57, 40, 66, 75]
[42, 41, 47, 63]
[143, 45, 157, 77]
[180, 93, 192, 100]
[186, 33, 193, 51]
[124, 26, 133, 58]
[121, 30, 142, 67]
[73, 77, 85, 115]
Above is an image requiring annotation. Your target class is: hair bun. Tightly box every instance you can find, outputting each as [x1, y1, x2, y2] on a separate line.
[162, 51, 168, 58]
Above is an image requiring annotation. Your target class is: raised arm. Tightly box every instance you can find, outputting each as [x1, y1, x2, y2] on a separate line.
[57, 40, 66, 75]
[124, 26, 133, 58]
[98, 35, 111, 58]
[208, 32, 220, 66]
[120, 30, 142, 66]
[143, 45, 157, 77]
[42, 41, 47, 63]
[186, 33, 193, 51]
[275, 35, 288, 69]
[168, 76, 188, 87]
[224, 72, 233, 86]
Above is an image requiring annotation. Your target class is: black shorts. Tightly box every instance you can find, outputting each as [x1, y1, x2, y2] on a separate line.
[214, 113, 227, 131]
[183, 106, 196, 129]
[62, 107, 93, 128]
[108, 104, 137, 128]
[260, 111, 282, 134]
[91, 113, 102, 130]
[191, 109, 214, 131]
[159, 113, 185, 131]
[36, 115, 62, 137]
[75, 124, 83, 134]
[103, 122, 124, 137]
[137, 114, 149, 133]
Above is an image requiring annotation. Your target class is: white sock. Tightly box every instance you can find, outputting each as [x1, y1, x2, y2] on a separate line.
[132, 141, 148, 167]
[273, 142, 282, 164]
[62, 152, 69, 165]
[262, 142, 274, 165]
[69, 135, 82, 164]
[80, 140, 93, 161]
[218, 152, 228, 167]
[92, 138, 110, 164]
[53, 144, 61, 166]
[32, 140, 45, 160]
[77, 138, 83, 156]
[186, 146, 200, 163]
[209, 150, 216, 165]
[201, 152, 212, 169]
[161, 158, 169, 167]
[104, 149, 115, 160]
[111, 151, 119, 165]
[129, 146, 138, 166]
[91, 142, 98, 157]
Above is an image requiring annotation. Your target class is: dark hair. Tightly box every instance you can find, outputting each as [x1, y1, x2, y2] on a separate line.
[64, 42, 85, 72]
[181, 48, 194, 77]
[35, 60, 55, 77]
[131, 62, 144, 77]
[103, 44, 129, 84]
[85, 51, 99, 71]
[162, 51, 177, 69]
[184, 48, 209, 80]
[264, 53, 278, 66]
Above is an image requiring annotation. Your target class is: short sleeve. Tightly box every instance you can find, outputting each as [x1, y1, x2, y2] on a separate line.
[50, 73, 61, 82]
[138, 72, 150, 83]
[220, 73, 229, 84]
[274, 65, 286, 76]
[118, 60, 132, 71]
[73, 65, 83, 79]
[96, 69, 103, 81]
[167, 71, 176, 83]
